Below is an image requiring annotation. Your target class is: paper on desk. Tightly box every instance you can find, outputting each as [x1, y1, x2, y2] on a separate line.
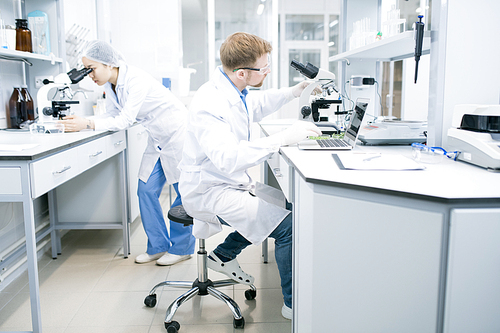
[333, 153, 425, 170]
[0, 143, 39, 151]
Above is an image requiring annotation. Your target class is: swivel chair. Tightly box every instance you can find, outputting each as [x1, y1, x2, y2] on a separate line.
[144, 205, 257, 332]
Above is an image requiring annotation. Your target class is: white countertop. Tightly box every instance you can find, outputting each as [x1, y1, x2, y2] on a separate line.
[0, 129, 113, 160]
[260, 119, 500, 200]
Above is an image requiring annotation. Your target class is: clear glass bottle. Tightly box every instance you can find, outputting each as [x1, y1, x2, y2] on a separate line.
[15, 19, 32, 52]
[4, 25, 16, 49]
[8, 86, 27, 129]
[21, 85, 35, 122]
[0, 10, 7, 49]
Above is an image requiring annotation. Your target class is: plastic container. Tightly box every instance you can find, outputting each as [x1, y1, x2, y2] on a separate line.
[28, 10, 51, 55]
[15, 19, 32, 52]
[94, 91, 106, 116]
[8, 86, 27, 129]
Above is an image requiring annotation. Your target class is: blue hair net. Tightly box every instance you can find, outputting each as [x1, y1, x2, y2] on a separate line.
[82, 40, 124, 67]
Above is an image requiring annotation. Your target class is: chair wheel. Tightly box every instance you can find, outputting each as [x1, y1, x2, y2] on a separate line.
[233, 317, 245, 329]
[165, 320, 180, 333]
[144, 294, 157, 307]
[244, 289, 256, 300]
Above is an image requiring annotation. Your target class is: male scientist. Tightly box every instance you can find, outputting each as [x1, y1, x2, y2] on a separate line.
[178, 32, 321, 319]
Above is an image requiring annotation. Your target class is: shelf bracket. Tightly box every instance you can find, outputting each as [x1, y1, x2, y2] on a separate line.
[0, 55, 33, 66]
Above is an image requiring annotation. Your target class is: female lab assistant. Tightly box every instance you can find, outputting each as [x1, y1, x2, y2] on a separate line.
[60, 40, 195, 266]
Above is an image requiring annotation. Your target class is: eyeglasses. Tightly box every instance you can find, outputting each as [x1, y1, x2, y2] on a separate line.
[411, 142, 459, 163]
[233, 58, 271, 75]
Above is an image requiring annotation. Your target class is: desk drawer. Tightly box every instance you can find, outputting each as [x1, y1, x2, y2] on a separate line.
[106, 131, 126, 157]
[78, 137, 107, 172]
[30, 148, 79, 198]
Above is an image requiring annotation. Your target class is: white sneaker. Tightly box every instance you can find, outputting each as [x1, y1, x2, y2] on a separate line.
[281, 304, 292, 320]
[156, 253, 192, 266]
[135, 251, 166, 264]
[207, 251, 255, 285]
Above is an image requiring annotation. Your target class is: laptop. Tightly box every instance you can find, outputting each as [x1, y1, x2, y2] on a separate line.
[298, 97, 369, 150]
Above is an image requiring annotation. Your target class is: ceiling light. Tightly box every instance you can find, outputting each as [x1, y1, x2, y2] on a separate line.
[329, 20, 338, 28]
[257, 3, 264, 15]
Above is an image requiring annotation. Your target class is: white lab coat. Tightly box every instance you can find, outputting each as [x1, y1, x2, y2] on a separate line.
[179, 67, 294, 244]
[93, 62, 186, 184]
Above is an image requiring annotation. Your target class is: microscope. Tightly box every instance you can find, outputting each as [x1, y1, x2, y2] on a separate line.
[290, 60, 343, 134]
[36, 67, 93, 123]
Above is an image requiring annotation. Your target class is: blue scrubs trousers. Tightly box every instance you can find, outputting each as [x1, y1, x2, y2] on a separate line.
[137, 158, 196, 256]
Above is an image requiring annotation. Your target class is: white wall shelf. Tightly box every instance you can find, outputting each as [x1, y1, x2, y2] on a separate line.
[0, 48, 63, 65]
[329, 31, 430, 62]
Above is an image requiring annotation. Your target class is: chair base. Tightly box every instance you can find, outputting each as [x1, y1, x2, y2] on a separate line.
[144, 238, 256, 331]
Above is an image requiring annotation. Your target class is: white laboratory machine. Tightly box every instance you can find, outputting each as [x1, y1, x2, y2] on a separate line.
[447, 104, 500, 171]
[358, 120, 427, 145]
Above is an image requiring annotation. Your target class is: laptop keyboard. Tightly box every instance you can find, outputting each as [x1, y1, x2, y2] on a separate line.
[317, 138, 350, 148]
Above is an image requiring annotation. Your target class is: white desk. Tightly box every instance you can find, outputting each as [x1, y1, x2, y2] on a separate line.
[0, 130, 129, 333]
[260, 120, 500, 333]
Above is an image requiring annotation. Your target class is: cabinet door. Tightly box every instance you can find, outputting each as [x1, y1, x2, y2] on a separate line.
[294, 176, 444, 333]
[126, 124, 148, 222]
[444, 208, 500, 333]
[267, 152, 293, 202]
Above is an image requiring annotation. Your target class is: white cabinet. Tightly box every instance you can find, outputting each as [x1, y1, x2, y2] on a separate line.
[267, 152, 293, 202]
[53, 126, 146, 227]
[126, 124, 148, 222]
[293, 175, 444, 333]
[444, 208, 500, 333]
[55, 132, 127, 224]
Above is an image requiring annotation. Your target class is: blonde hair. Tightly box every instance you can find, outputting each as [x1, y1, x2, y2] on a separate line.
[220, 32, 272, 71]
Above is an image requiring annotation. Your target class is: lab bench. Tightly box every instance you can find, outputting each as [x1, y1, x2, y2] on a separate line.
[0, 129, 130, 333]
[260, 120, 500, 333]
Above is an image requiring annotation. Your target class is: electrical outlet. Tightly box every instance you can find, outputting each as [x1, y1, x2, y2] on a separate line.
[35, 76, 53, 89]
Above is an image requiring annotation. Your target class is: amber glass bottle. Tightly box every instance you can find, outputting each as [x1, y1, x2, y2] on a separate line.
[15, 19, 32, 52]
[8, 86, 27, 129]
[21, 85, 35, 121]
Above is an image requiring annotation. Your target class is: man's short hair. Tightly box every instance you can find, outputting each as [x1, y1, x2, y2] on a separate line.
[220, 32, 272, 71]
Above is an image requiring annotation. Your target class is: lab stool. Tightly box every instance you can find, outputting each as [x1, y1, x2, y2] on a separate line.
[144, 204, 257, 332]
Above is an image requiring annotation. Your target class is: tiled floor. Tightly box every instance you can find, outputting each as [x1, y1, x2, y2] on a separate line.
[0, 186, 291, 333]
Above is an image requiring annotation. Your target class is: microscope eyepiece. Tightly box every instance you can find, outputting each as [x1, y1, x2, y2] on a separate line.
[67, 67, 94, 84]
[290, 60, 319, 79]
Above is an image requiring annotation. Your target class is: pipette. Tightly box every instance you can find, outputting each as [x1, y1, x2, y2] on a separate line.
[414, 15, 425, 84]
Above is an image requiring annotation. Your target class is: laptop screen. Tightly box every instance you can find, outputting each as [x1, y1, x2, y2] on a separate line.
[344, 98, 369, 145]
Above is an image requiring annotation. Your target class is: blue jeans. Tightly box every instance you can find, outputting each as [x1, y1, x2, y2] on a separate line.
[138, 158, 196, 255]
[214, 204, 293, 308]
